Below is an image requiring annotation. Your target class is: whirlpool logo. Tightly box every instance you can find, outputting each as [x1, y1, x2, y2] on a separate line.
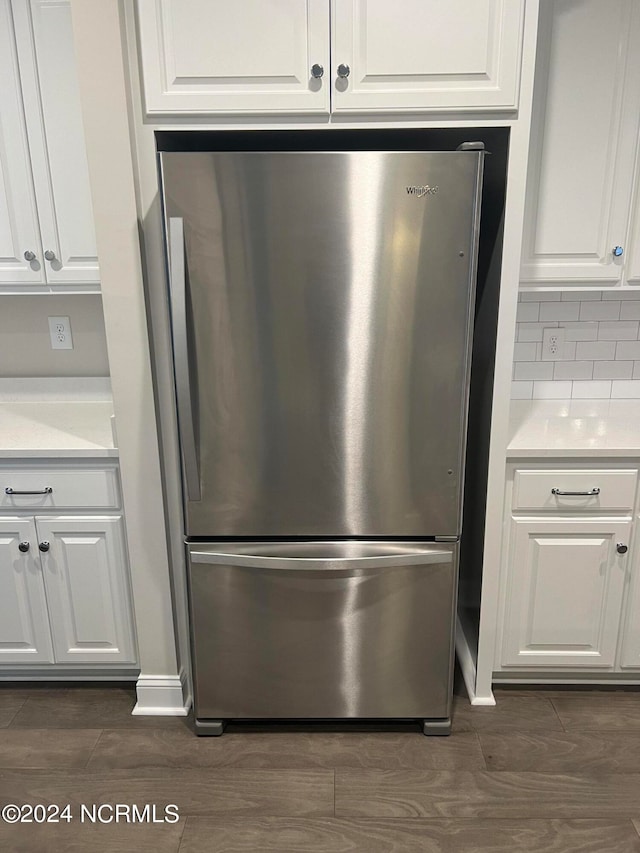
[406, 185, 439, 197]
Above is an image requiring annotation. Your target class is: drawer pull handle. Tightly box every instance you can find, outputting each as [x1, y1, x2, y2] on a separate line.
[5, 487, 53, 496]
[551, 487, 600, 497]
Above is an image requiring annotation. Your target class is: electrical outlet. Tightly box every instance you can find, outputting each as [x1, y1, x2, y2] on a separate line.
[48, 316, 73, 350]
[542, 326, 566, 361]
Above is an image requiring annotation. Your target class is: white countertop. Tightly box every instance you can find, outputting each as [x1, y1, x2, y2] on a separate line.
[508, 400, 640, 458]
[0, 379, 116, 459]
[0, 402, 117, 458]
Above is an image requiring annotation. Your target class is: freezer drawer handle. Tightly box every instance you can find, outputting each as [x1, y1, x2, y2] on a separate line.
[5, 487, 53, 496]
[168, 217, 201, 502]
[551, 487, 600, 497]
[190, 549, 453, 571]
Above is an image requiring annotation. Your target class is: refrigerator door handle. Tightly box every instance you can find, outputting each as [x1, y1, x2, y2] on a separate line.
[168, 217, 201, 501]
[189, 548, 453, 571]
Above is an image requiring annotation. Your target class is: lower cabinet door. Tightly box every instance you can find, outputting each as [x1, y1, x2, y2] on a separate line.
[0, 518, 54, 663]
[36, 516, 136, 664]
[502, 518, 630, 668]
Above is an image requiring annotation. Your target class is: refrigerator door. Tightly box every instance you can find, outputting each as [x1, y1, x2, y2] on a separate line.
[161, 151, 483, 537]
[187, 541, 457, 720]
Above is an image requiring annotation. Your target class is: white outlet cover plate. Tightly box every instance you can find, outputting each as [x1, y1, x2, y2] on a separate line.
[542, 326, 565, 361]
[48, 316, 73, 350]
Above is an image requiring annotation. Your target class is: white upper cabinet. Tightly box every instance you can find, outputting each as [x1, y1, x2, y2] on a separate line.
[136, 0, 524, 115]
[0, 0, 98, 288]
[0, 1, 44, 285]
[137, 0, 330, 114]
[12, 0, 98, 285]
[520, 0, 640, 286]
[331, 0, 524, 114]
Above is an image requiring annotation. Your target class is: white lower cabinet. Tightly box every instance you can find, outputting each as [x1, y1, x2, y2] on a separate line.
[502, 518, 630, 668]
[0, 517, 54, 663]
[0, 464, 137, 670]
[36, 517, 136, 665]
[498, 462, 640, 679]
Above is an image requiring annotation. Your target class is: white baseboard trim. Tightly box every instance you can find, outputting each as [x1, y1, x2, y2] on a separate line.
[456, 616, 496, 707]
[0, 670, 137, 681]
[470, 694, 497, 706]
[132, 675, 189, 716]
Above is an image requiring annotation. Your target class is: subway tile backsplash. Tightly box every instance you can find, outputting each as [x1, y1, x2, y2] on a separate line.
[512, 292, 640, 399]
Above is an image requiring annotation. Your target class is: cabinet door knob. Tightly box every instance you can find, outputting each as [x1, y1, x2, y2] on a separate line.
[311, 63, 324, 79]
[44, 250, 56, 262]
[337, 63, 350, 79]
[18, 541, 30, 553]
[23, 250, 36, 262]
[617, 543, 628, 554]
[38, 541, 50, 553]
[613, 246, 624, 257]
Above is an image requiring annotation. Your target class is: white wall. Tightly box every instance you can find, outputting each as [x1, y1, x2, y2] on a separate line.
[0, 295, 108, 377]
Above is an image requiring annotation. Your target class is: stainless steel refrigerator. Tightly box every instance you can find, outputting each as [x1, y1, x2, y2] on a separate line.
[159, 146, 484, 735]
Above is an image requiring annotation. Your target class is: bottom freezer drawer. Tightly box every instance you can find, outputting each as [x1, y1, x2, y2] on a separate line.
[187, 541, 457, 720]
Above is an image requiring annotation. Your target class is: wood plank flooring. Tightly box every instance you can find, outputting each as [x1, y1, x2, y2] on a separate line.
[0, 682, 639, 851]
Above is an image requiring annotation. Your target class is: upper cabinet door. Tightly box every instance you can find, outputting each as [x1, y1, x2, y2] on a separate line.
[520, 0, 640, 286]
[0, 1, 44, 284]
[11, 0, 99, 285]
[331, 0, 524, 113]
[137, 0, 330, 115]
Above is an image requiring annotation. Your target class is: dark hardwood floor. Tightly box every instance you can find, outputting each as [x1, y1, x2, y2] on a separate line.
[0, 679, 639, 852]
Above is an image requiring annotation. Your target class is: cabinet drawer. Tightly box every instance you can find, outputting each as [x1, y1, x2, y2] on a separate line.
[512, 469, 638, 512]
[0, 468, 120, 510]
